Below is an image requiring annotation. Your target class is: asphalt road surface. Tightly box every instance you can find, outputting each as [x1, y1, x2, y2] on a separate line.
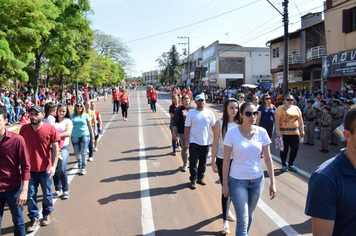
[2, 90, 342, 236]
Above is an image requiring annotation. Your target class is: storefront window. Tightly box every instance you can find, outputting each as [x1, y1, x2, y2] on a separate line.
[219, 58, 243, 74]
[209, 60, 217, 75]
[202, 62, 208, 77]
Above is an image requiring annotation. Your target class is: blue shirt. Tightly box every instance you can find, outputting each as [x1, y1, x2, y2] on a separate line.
[305, 150, 356, 235]
[257, 105, 276, 126]
[71, 114, 90, 137]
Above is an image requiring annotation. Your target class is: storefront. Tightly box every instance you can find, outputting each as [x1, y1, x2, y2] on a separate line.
[323, 49, 356, 93]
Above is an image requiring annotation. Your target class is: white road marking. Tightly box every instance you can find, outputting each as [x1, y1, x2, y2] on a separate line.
[138, 92, 156, 236]
[258, 200, 301, 236]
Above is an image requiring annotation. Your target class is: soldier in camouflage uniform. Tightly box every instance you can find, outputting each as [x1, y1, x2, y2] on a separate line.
[304, 99, 317, 145]
[329, 99, 344, 146]
[315, 99, 326, 140]
[319, 106, 332, 153]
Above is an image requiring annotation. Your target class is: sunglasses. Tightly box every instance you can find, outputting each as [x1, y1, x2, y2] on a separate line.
[265, 97, 271, 100]
[76, 105, 83, 107]
[244, 111, 258, 117]
[286, 99, 293, 102]
[240, 96, 245, 99]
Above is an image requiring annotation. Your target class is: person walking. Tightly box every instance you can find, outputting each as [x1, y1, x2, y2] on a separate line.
[275, 94, 304, 172]
[256, 94, 276, 139]
[169, 95, 180, 155]
[305, 106, 356, 235]
[172, 94, 194, 172]
[84, 100, 97, 162]
[53, 105, 73, 199]
[329, 99, 344, 146]
[150, 88, 158, 112]
[319, 106, 332, 153]
[112, 88, 120, 114]
[222, 102, 276, 236]
[120, 89, 130, 121]
[19, 106, 60, 231]
[90, 102, 102, 152]
[71, 102, 94, 175]
[184, 93, 216, 189]
[211, 98, 240, 234]
[0, 107, 31, 236]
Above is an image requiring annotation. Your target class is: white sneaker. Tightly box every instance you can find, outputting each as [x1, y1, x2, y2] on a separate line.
[181, 165, 188, 172]
[222, 222, 230, 234]
[94, 148, 98, 152]
[53, 190, 62, 197]
[80, 168, 86, 175]
[88, 157, 94, 162]
[228, 210, 235, 222]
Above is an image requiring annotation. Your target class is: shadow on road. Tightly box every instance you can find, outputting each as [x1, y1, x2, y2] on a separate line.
[267, 218, 311, 236]
[121, 146, 171, 153]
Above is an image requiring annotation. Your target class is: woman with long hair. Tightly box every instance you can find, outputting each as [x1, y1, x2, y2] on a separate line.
[71, 101, 94, 175]
[256, 94, 277, 139]
[169, 94, 180, 155]
[53, 105, 73, 199]
[275, 94, 304, 172]
[172, 94, 194, 171]
[222, 102, 276, 235]
[120, 89, 130, 120]
[211, 98, 241, 234]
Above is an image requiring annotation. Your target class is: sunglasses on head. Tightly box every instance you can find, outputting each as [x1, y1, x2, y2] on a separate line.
[286, 98, 293, 102]
[244, 111, 258, 117]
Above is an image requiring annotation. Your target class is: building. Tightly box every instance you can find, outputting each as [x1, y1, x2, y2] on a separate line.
[323, 0, 356, 93]
[181, 47, 204, 87]
[267, 12, 327, 91]
[142, 70, 160, 85]
[181, 41, 271, 88]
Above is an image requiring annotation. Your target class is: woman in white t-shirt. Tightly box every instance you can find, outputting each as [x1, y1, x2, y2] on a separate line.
[53, 104, 73, 199]
[222, 102, 276, 236]
[211, 98, 241, 235]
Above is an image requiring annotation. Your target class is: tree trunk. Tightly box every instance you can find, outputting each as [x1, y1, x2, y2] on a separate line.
[34, 52, 41, 106]
[59, 74, 64, 104]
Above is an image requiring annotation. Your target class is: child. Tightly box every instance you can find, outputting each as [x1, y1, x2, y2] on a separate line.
[319, 106, 332, 153]
[304, 99, 317, 145]
[43, 102, 57, 125]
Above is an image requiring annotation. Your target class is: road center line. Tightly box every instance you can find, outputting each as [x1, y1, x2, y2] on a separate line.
[258, 200, 301, 236]
[138, 92, 156, 236]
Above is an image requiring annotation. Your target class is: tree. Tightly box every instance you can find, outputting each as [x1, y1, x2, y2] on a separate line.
[0, 0, 58, 87]
[156, 45, 182, 85]
[93, 31, 134, 73]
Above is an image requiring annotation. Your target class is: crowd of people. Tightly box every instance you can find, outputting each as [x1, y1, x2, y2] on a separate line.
[0, 85, 108, 235]
[165, 84, 355, 235]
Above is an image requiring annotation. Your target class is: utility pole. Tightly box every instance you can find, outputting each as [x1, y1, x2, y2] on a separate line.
[178, 36, 190, 87]
[267, 0, 289, 97]
[282, 0, 289, 97]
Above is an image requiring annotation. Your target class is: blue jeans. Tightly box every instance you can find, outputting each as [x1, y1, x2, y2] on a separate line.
[0, 186, 26, 236]
[88, 130, 94, 158]
[9, 107, 16, 123]
[188, 143, 209, 182]
[53, 145, 69, 192]
[14, 106, 22, 121]
[113, 100, 119, 112]
[170, 119, 177, 152]
[151, 100, 156, 111]
[229, 176, 264, 236]
[71, 135, 90, 169]
[28, 171, 53, 219]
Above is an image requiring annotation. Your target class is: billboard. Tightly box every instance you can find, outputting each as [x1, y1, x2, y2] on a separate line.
[322, 49, 356, 78]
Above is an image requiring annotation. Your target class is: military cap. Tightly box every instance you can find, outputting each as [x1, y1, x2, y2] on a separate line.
[320, 99, 326, 103]
[345, 99, 355, 105]
[307, 99, 314, 103]
[324, 106, 331, 111]
[332, 99, 340, 103]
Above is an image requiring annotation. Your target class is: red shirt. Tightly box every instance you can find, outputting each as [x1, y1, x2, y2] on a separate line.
[84, 91, 89, 100]
[120, 94, 129, 104]
[113, 91, 121, 101]
[147, 89, 152, 98]
[94, 110, 100, 120]
[150, 91, 158, 101]
[0, 130, 31, 192]
[20, 123, 60, 172]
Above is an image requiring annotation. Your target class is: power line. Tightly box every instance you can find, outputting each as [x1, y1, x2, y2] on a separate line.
[123, 0, 261, 44]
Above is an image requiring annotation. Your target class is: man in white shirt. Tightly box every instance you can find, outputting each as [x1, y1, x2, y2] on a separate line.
[185, 93, 216, 189]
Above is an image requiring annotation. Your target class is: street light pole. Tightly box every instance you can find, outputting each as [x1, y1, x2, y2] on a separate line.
[267, 0, 289, 97]
[178, 36, 190, 87]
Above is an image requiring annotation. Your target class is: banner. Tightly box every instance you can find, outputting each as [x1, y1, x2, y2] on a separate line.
[322, 49, 356, 78]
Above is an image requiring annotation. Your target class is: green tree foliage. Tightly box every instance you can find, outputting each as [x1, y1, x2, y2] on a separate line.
[156, 45, 182, 85]
[0, 0, 58, 84]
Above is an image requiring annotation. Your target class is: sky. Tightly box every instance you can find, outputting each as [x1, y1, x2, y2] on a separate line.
[89, 0, 325, 77]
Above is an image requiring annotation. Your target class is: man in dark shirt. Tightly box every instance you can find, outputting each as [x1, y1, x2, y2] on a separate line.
[305, 106, 356, 235]
[0, 107, 31, 236]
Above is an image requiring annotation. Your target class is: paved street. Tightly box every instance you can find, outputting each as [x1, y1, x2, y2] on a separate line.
[2, 90, 342, 236]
